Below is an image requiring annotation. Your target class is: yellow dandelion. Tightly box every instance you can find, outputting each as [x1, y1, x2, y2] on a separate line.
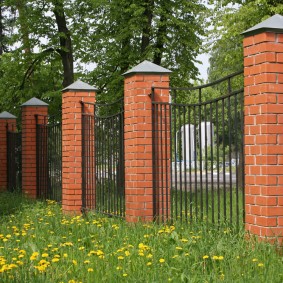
[42, 253, 49, 258]
[175, 246, 183, 250]
[147, 262, 152, 266]
[159, 258, 165, 263]
[258, 263, 264, 267]
[252, 258, 258, 262]
[118, 256, 124, 260]
[203, 255, 209, 259]
[72, 260, 77, 265]
[52, 258, 59, 263]
[88, 268, 94, 272]
[116, 266, 122, 270]
[123, 273, 128, 277]
[84, 260, 90, 264]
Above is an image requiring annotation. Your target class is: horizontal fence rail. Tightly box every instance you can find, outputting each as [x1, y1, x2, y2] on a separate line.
[36, 115, 62, 202]
[152, 71, 244, 227]
[7, 130, 22, 192]
[81, 99, 125, 217]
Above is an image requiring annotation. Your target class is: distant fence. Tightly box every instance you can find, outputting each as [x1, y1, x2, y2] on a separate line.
[36, 115, 62, 202]
[7, 130, 22, 192]
[152, 71, 244, 226]
[81, 99, 125, 217]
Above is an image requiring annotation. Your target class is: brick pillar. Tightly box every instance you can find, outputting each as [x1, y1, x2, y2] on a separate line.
[123, 60, 171, 222]
[243, 15, 283, 243]
[62, 80, 96, 213]
[0, 111, 17, 191]
[21, 98, 48, 198]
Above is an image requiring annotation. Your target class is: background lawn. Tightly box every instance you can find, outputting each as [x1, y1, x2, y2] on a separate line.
[0, 191, 282, 283]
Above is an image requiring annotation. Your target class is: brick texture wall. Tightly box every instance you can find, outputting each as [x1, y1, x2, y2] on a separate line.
[0, 118, 16, 191]
[22, 106, 48, 198]
[124, 73, 170, 222]
[62, 89, 96, 213]
[244, 31, 283, 243]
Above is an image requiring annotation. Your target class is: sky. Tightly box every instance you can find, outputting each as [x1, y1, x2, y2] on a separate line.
[196, 53, 210, 81]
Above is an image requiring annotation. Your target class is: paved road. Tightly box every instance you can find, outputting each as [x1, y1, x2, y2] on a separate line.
[171, 171, 238, 186]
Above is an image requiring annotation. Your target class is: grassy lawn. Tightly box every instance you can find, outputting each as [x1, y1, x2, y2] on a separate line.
[0, 192, 282, 283]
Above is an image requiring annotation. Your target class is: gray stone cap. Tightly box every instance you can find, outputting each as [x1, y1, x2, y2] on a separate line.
[242, 14, 283, 36]
[123, 60, 172, 76]
[21, 97, 48, 107]
[62, 79, 98, 92]
[0, 111, 17, 119]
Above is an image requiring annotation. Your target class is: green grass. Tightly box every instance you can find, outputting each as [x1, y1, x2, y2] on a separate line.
[171, 188, 244, 226]
[0, 191, 282, 283]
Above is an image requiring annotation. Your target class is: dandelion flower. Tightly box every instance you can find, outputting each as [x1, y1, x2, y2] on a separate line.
[88, 268, 94, 272]
[203, 255, 209, 259]
[258, 263, 264, 267]
[123, 273, 128, 277]
[159, 258, 165, 263]
[147, 262, 152, 266]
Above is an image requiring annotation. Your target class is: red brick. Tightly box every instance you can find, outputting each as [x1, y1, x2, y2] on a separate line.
[254, 32, 276, 44]
[243, 36, 254, 47]
[256, 155, 277, 165]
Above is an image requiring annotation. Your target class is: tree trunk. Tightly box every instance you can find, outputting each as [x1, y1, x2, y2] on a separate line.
[53, 0, 74, 88]
[141, 0, 154, 56]
[153, 13, 166, 65]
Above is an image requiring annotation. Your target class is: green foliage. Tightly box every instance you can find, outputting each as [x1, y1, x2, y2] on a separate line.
[0, 192, 282, 282]
[207, 0, 283, 81]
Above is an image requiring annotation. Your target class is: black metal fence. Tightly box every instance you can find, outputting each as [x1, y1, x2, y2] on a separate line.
[81, 99, 125, 217]
[152, 71, 244, 226]
[7, 129, 22, 192]
[36, 115, 62, 202]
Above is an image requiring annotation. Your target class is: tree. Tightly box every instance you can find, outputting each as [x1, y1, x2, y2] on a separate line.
[207, 0, 283, 81]
[80, 0, 207, 102]
[0, 0, 208, 116]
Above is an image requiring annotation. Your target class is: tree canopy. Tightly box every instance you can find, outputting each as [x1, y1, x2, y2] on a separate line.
[0, 0, 207, 117]
[207, 0, 283, 81]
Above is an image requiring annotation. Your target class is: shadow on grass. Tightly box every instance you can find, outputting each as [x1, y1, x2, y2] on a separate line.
[0, 190, 34, 217]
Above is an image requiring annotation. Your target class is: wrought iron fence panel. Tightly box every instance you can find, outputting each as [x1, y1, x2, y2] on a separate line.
[82, 99, 125, 217]
[7, 131, 22, 192]
[36, 115, 62, 202]
[152, 71, 244, 227]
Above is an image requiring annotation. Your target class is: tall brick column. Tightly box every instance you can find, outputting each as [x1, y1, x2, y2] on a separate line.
[21, 98, 48, 198]
[62, 80, 96, 213]
[123, 60, 171, 222]
[243, 14, 283, 243]
[0, 111, 17, 191]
